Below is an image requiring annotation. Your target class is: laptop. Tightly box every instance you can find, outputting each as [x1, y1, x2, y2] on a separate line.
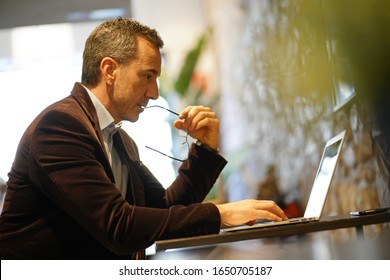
[221, 130, 346, 232]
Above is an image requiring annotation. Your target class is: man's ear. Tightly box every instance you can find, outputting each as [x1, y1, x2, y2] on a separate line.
[100, 57, 118, 85]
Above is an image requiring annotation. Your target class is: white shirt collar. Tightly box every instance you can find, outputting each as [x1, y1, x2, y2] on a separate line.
[82, 85, 122, 132]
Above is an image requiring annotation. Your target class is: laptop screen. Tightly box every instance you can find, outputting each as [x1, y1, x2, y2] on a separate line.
[303, 131, 345, 218]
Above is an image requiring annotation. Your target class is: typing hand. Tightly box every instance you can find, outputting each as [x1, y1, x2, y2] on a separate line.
[216, 199, 288, 227]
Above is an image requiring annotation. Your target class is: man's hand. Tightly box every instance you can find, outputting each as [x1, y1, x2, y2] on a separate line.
[173, 106, 220, 150]
[216, 199, 288, 227]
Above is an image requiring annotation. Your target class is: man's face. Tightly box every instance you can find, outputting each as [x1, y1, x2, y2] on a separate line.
[111, 36, 162, 122]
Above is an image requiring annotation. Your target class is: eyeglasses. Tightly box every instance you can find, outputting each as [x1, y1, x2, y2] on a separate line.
[143, 105, 189, 162]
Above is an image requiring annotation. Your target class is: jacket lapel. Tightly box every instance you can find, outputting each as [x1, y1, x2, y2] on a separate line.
[70, 82, 145, 206]
[70, 82, 114, 181]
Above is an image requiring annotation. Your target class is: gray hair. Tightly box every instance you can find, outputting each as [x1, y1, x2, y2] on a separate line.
[81, 17, 164, 87]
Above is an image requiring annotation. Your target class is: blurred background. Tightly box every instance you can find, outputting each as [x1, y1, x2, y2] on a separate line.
[1, 0, 390, 239]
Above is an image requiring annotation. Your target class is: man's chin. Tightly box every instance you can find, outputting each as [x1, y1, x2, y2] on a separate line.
[127, 114, 140, 123]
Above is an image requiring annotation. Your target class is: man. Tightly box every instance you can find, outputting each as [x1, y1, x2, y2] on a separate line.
[0, 18, 287, 259]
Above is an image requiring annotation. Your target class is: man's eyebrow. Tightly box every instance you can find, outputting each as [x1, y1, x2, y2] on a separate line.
[144, 68, 160, 75]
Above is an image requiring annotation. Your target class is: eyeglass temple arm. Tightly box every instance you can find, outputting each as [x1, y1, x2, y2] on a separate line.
[144, 105, 179, 116]
[145, 145, 185, 162]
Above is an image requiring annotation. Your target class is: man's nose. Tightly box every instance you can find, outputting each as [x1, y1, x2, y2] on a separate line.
[146, 81, 159, 100]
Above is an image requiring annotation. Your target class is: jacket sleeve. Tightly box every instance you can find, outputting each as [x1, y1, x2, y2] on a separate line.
[120, 132, 227, 241]
[136, 142, 227, 208]
[29, 109, 225, 255]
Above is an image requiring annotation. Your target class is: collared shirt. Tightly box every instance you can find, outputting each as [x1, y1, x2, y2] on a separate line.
[83, 85, 128, 198]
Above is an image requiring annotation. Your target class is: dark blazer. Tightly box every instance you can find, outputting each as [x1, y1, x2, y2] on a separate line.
[0, 82, 227, 259]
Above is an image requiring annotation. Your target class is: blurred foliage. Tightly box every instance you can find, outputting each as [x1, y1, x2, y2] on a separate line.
[174, 31, 207, 98]
[325, 0, 390, 169]
[241, 0, 334, 134]
[214, 0, 390, 202]
[325, 0, 390, 104]
[160, 28, 220, 109]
